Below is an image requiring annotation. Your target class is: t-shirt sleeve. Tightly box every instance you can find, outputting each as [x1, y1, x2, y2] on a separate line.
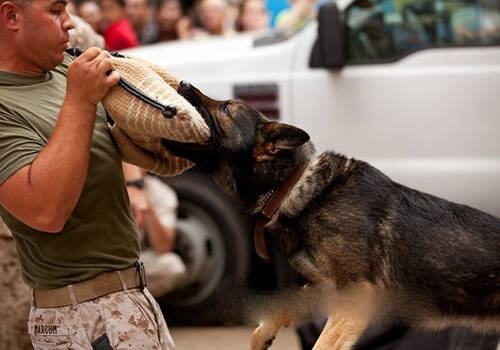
[0, 114, 45, 185]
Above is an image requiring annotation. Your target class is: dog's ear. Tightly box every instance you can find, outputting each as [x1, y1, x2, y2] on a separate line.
[254, 122, 310, 161]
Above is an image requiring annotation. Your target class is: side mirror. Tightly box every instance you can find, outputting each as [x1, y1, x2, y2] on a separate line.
[309, 2, 345, 69]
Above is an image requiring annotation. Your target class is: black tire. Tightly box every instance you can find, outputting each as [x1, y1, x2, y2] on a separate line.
[158, 170, 252, 325]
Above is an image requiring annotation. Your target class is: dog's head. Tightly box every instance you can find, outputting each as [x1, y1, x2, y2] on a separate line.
[162, 81, 313, 212]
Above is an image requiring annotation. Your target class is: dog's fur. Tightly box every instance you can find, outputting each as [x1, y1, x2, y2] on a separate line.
[163, 82, 500, 350]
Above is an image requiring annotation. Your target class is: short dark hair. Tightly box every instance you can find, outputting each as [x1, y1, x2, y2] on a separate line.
[0, 0, 29, 8]
[156, 0, 183, 13]
[98, 0, 125, 8]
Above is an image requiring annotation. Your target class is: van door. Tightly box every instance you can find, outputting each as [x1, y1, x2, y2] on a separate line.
[290, 0, 500, 215]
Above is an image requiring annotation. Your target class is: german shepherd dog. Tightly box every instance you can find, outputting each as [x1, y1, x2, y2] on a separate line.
[162, 82, 500, 350]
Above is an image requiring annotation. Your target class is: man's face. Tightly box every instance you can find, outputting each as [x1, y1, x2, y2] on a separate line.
[157, 0, 182, 31]
[79, 1, 102, 32]
[125, 0, 149, 28]
[199, 0, 226, 34]
[100, 0, 124, 26]
[16, 0, 74, 72]
[240, 0, 268, 31]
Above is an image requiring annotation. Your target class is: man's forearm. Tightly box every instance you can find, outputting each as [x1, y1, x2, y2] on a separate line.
[144, 209, 176, 253]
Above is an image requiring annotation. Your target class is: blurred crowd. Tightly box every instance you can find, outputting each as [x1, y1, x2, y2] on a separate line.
[67, 0, 318, 50]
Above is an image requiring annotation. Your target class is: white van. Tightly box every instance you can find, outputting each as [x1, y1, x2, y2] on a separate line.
[125, 0, 500, 324]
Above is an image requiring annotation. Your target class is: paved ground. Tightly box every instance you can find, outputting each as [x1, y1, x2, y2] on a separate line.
[170, 326, 301, 350]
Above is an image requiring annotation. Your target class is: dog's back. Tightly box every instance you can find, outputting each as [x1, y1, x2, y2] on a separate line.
[284, 152, 500, 327]
[383, 177, 500, 324]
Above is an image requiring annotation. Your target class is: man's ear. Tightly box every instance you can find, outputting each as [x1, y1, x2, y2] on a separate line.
[0, 1, 21, 31]
[254, 122, 310, 161]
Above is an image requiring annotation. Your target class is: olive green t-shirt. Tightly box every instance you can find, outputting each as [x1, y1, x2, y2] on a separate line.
[0, 53, 140, 289]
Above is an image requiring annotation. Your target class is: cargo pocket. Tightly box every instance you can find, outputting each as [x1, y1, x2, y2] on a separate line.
[126, 291, 157, 326]
[92, 334, 113, 350]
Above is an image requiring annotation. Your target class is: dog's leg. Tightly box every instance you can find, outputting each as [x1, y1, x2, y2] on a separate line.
[311, 315, 367, 350]
[312, 282, 380, 350]
[250, 283, 329, 350]
[250, 313, 291, 350]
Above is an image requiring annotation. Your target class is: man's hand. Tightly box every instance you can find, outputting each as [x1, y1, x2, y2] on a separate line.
[127, 185, 150, 230]
[66, 47, 120, 109]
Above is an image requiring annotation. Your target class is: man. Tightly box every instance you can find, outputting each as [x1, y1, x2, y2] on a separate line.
[196, 0, 235, 36]
[123, 163, 188, 298]
[99, 0, 138, 49]
[236, 0, 269, 32]
[69, 14, 105, 49]
[78, 0, 103, 33]
[0, 0, 175, 348]
[125, 0, 158, 44]
[275, 0, 316, 31]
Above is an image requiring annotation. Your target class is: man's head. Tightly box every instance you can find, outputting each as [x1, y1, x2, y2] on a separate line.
[238, 0, 269, 32]
[0, 0, 74, 73]
[124, 0, 150, 31]
[99, 0, 125, 26]
[157, 0, 182, 33]
[78, 0, 102, 32]
[197, 0, 227, 35]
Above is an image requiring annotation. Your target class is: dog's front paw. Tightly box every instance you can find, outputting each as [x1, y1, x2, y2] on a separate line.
[251, 323, 278, 350]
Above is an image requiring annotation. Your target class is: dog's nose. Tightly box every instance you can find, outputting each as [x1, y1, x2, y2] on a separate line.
[178, 80, 192, 93]
[178, 80, 198, 105]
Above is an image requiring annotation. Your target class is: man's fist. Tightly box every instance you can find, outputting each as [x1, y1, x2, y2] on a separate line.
[66, 47, 120, 108]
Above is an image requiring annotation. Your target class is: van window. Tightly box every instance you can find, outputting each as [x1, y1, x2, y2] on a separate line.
[345, 0, 500, 63]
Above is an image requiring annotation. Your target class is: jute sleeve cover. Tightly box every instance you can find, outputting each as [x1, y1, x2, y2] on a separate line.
[102, 56, 211, 176]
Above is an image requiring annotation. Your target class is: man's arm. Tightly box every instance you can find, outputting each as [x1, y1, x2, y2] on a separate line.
[143, 209, 176, 253]
[0, 48, 120, 233]
[122, 163, 176, 252]
[123, 162, 150, 229]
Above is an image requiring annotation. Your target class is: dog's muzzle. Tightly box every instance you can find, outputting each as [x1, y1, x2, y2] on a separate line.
[161, 81, 223, 156]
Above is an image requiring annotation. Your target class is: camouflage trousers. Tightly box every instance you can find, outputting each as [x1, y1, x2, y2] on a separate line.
[28, 288, 176, 350]
[0, 220, 33, 350]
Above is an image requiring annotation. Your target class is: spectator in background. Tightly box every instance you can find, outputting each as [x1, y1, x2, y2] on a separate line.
[451, 0, 500, 44]
[156, 0, 192, 41]
[275, 0, 316, 30]
[195, 0, 235, 36]
[123, 163, 188, 298]
[69, 15, 106, 49]
[78, 0, 104, 33]
[236, 0, 270, 32]
[125, 0, 159, 44]
[100, 0, 139, 50]
[140, 174, 188, 297]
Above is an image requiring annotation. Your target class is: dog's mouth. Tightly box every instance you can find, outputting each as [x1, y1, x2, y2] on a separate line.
[178, 81, 224, 138]
[161, 81, 222, 156]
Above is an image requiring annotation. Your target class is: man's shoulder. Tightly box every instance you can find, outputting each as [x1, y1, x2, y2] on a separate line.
[52, 52, 74, 76]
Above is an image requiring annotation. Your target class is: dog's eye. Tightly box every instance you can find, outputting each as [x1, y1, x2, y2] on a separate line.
[221, 101, 231, 114]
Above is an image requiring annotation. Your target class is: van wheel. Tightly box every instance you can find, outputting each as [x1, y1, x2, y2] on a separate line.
[158, 170, 251, 325]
